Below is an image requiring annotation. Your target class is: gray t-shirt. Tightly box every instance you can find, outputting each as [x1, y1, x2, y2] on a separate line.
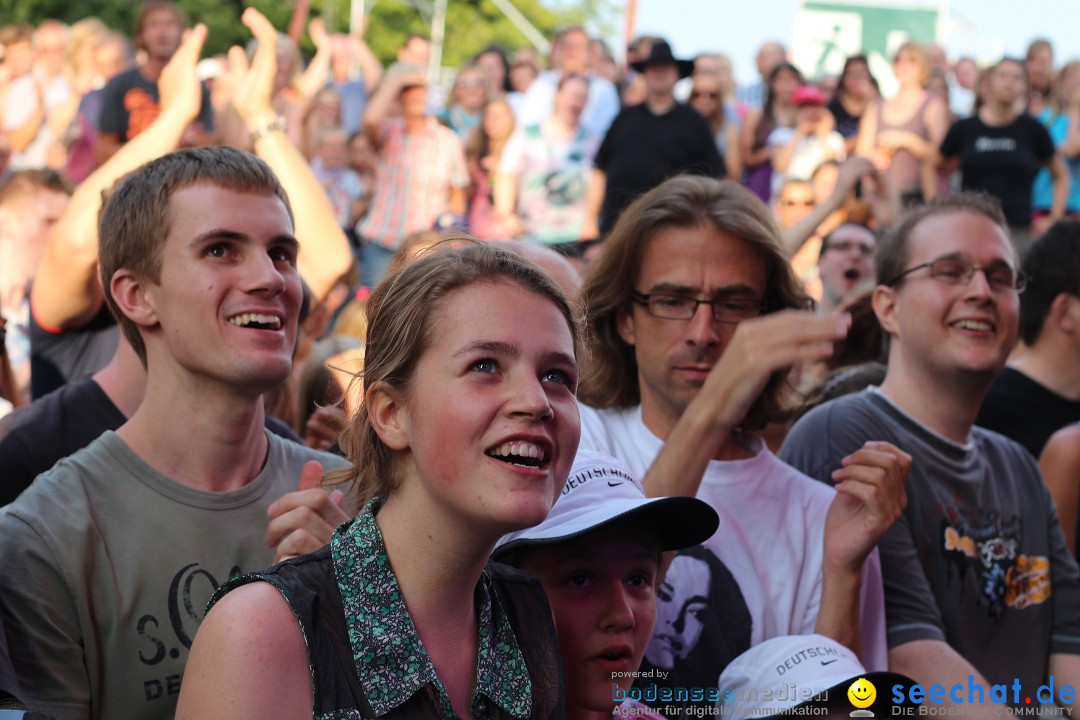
[0, 430, 349, 720]
[780, 388, 1080, 698]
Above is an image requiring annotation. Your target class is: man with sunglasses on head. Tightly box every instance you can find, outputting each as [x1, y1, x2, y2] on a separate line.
[577, 175, 908, 717]
[782, 193, 1080, 711]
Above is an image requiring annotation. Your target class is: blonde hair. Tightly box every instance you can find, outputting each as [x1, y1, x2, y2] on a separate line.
[894, 41, 932, 88]
[1053, 60, 1080, 113]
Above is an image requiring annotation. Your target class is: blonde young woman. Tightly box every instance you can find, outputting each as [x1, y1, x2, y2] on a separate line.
[856, 42, 949, 205]
[177, 244, 578, 719]
[440, 63, 490, 142]
[690, 72, 742, 180]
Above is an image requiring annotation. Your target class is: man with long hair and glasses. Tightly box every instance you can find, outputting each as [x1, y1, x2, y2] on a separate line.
[782, 193, 1080, 712]
[577, 175, 908, 718]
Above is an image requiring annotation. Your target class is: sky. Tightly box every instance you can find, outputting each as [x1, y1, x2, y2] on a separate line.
[622, 0, 1080, 84]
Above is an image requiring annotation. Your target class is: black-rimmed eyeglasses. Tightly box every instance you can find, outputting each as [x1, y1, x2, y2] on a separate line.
[631, 292, 765, 323]
[885, 257, 1028, 293]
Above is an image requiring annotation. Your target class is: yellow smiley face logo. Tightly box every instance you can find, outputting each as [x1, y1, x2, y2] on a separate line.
[848, 677, 876, 709]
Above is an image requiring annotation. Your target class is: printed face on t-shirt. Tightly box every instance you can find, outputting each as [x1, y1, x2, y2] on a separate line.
[645, 553, 710, 668]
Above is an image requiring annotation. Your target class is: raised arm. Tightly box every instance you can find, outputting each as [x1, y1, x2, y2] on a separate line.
[5, 87, 44, 154]
[741, 110, 771, 167]
[772, 123, 808, 175]
[641, 311, 851, 500]
[1062, 107, 1080, 159]
[724, 123, 743, 181]
[30, 25, 208, 331]
[1048, 154, 1071, 223]
[814, 441, 909, 655]
[781, 155, 874, 256]
[348, 14, 383, 91]
[232, 8, 352, 304]
[362, 71, 404, 149]
[582, 168, 606, 240]
[855, 100, 879, 160]
[294, 18, 332, 104]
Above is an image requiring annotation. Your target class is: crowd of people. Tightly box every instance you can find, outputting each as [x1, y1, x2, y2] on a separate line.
[1, 2, 1080, 720]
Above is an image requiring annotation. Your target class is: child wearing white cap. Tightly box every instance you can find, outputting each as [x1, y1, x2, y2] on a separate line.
[494, 448, 720, 720]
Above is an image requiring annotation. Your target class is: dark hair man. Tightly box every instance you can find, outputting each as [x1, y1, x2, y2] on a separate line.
[977, 220, 1080, 456]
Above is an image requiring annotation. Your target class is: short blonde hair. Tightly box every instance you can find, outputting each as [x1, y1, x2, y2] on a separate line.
[894, 41, 932, 88]
[99, 147, 293, 366]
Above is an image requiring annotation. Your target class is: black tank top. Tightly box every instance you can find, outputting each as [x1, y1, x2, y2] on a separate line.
[214, 548, 564, 719]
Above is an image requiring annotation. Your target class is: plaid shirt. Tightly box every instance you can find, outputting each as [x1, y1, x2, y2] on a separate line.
[358, 117, 468, 249]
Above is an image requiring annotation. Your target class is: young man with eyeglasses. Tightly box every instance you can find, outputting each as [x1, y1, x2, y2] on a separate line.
[781, 194, 1080, 711]
[817, 222, 877, 312]
[577, 175, 909, 718]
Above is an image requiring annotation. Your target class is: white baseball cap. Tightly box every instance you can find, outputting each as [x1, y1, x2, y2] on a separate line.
[718, 635, 912, 720]
[493, 448, 719, 556]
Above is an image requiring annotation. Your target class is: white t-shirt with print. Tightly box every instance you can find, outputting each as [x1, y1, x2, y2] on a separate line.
[579, 403, 888, 676]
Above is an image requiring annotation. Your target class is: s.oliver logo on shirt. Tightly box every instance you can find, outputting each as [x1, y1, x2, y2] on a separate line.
[135, 562, 240, 701]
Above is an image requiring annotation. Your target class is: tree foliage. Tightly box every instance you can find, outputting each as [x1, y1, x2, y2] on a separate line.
[1, 0, 615, 65]
[360, 0, 617, 67]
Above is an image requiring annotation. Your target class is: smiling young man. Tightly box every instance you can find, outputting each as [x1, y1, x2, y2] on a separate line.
[781, 193, 1080, 710]
[577, 175, 907, 718]
[0, 147, 349, 720]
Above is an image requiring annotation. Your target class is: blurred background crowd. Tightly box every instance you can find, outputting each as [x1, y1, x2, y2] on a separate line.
[1, 0, 1079, 454]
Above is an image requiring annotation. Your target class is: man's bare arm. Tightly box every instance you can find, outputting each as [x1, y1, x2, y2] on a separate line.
[890, 640, 995, 710]
[232, 9, 352, 303]
[1049, 653, 1080, 714]
[642, 311, 851, 499]
[31, 26, 209, 331]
